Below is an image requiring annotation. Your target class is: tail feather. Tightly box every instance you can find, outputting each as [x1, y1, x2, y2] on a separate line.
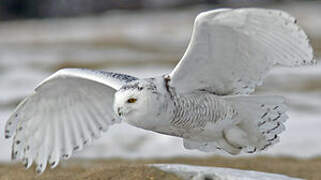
[224, 95, 288, 152]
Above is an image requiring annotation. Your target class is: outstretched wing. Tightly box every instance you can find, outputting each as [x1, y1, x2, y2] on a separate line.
[169, 8, 314, 95]
[4, 68, 137, 174]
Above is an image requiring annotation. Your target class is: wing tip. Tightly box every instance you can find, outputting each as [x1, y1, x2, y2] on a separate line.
[4, 126, 12, 139]
[4, 114, 17, 139]
[5, 96, 31, 139]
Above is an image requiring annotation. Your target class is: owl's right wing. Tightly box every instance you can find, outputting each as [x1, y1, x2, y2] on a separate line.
[4, 68, 138, 174]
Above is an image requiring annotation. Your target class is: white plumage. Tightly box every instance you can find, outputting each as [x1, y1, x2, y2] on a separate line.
[4, 8, 314, 174]
[171, 8, 313, 95]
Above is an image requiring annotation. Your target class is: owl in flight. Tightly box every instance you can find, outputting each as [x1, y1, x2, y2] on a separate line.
[5, 8, 314, 174]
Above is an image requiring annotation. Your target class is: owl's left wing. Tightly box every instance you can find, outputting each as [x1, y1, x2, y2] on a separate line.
[169, 8, 314, 95]
[4, 68, 137, 174]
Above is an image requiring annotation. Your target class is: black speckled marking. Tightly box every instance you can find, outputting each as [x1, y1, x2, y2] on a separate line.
[120, 82, 140, 91]
[164, 75, 171, 94]
[268, 135, 278, 142]
[258, 121, 266, 127]
[247, 147, 257, 153]
[261, 112, 268, 119]
[266, 122, 280, 134]
[120, 79, 157, 93]
[82, 69, 138, 83]
[260, 143, 272, 151]
[272, 113, 281, 122]
[73, 146, 80, 151]
[198, 88, 229, 96]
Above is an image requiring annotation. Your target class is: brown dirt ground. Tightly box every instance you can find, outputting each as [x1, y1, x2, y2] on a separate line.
[0, 162, 181, 180]
[0, 156, 321, 180]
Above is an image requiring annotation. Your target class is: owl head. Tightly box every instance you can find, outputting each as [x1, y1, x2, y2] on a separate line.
[113, 78, 165, 129]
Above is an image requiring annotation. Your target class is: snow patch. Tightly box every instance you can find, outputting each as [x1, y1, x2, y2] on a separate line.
[151, 164, 302, 180]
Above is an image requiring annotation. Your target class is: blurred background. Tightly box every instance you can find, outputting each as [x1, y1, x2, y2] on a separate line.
[0, 0, 321, 173]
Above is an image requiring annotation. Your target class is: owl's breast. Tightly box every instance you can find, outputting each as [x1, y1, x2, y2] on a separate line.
[169, 92, 234, 133]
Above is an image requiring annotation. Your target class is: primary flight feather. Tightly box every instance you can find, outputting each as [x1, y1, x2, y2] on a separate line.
[5, 8, 314, 174]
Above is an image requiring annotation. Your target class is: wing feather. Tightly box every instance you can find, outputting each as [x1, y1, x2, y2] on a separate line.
[48, 112, 60, 168]
[4, 68, 137, 174]
[170, 8, 314, 95]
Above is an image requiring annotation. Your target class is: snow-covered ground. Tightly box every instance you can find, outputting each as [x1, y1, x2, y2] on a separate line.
[0, 2, 321, 162]
[152, 164, 303, 180]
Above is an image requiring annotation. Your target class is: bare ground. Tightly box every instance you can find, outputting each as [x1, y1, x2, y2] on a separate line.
[1, 156, 321, 180]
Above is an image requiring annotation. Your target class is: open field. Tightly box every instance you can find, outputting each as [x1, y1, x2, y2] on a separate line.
[1, 156, 321, 180]
[1, 2, 321, 180]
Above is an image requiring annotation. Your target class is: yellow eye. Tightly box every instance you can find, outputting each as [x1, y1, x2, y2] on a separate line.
[127, 98, 137, 103]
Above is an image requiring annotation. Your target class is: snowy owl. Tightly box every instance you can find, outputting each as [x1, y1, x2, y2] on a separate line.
[5, 8, 314, 174]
